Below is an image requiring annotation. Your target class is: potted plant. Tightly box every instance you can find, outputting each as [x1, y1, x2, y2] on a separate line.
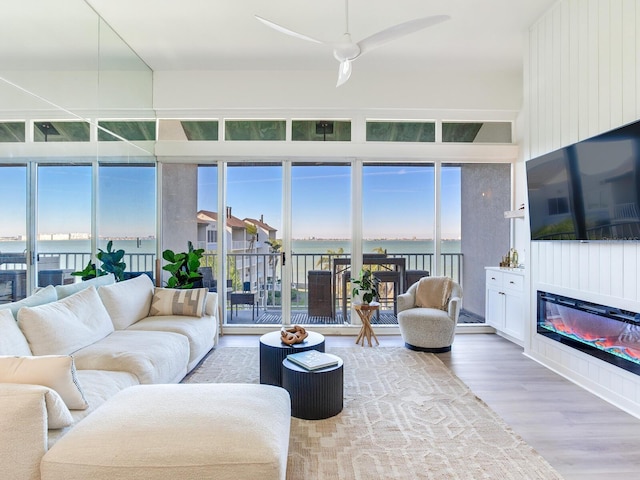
[97, 241, 126, 281]
[351, 268, 379, 305]
[162, 241, 204, 289]
[72, 241, 127, 282]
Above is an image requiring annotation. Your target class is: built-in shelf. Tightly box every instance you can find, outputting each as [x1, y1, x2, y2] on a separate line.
[504, 210, 525, 219]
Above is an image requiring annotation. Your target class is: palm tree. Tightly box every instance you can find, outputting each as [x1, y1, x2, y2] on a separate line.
[316, 247, 344, 270]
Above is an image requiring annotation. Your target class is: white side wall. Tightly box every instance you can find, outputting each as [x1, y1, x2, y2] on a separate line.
[152, 69, 522, 112]
[523, 0, 640, 417]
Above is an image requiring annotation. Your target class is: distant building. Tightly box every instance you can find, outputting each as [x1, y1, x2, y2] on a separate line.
[196, 208, 279, 291]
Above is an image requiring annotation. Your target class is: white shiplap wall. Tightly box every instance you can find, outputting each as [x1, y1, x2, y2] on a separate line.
[524, 0, 640, 417]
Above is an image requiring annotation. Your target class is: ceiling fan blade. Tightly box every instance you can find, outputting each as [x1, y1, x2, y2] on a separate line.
[255, 15, 324, 44]
[357, 14, 450, 55]
[336, 59, 352, 87]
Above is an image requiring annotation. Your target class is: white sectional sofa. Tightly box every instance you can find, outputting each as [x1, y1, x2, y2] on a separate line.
[0, 273, 219, 480]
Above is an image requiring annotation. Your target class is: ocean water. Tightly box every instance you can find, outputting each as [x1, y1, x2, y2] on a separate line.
[0, 239, 156, 255]
[0, 239, 460, 255]
[0, 239, 459, 282]
[292, 239, 460, 255]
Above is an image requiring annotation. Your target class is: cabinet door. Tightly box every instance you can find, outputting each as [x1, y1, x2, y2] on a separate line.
[485, 287, 504, 329]
[503, 292, 523, 340]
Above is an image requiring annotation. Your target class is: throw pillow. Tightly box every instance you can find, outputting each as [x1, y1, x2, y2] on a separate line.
[0, 309, 31, 356]
[43, 387, 75, 429]
[55, 273, 115, 299]
[17, 286, 114, 356]
[0, 284, 57, 319]
[415, 276, 453, 311]
[98, 273, 154, 330]
[149, 288, 208, 317]
[0, 355, 88, 410]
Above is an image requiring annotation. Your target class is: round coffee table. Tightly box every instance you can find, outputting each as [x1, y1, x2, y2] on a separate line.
[282, 354, 344, 420]
[259, 330, 325, 386]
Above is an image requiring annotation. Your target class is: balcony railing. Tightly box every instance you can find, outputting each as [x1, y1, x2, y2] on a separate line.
[203, 251, 462, 314]
[2, 250, 463, 323]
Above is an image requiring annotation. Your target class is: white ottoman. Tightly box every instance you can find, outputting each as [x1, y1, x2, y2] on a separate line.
[41, 384, 291, 480]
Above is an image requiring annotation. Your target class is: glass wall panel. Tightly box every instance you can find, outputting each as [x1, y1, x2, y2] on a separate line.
[196, 165, 221, 303]
[440, 165, 462, 286]
[225, 121, 286, 141]
[33, 121, 90, 142]
[292, 120, 351, 141]
[225, 163, 282, 325]
[98, 121, 156, 141]
[366, 121, 435, 142]
[0, 166, 27, 303]
[97, 164, 156, 280]
[361, 163, 435, 324]
[0, 122, 25, 142]
[292, 163, 351, 324]
[159, 120, 219, 141]
[442, 122, 512, 143]
[36, 165, 91, 288]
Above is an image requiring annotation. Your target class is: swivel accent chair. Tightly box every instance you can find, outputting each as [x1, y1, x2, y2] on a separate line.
[397, 277, 462, 352]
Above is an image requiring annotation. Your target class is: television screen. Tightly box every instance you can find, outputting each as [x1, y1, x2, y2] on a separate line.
[527, 149, 578, 239]
[527, 121, 640, 241]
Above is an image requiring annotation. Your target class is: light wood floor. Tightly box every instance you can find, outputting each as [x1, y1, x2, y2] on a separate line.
[218, 332, 640, 479]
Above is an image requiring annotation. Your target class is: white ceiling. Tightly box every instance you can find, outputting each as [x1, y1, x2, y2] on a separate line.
[2, 0, 557, 78]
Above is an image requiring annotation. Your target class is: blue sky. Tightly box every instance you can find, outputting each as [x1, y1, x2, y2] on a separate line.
[0, 165, 156, 238]
[198, 164, 461, 239]
[0, 163, 460, 239]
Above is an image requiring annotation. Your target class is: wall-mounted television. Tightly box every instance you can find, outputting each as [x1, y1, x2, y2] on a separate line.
[526, 120, 640, 241]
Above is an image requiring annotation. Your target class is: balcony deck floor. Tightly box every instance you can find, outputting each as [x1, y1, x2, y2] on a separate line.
[225, 307, 483, 325]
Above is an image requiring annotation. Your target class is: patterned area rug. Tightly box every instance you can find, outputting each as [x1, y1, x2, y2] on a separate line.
[184, 346, 563, 480]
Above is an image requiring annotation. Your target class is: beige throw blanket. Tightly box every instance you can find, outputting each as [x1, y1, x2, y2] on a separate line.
[415, 276, 453, 311]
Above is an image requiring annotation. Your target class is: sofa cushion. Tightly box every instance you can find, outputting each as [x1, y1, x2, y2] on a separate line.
[48, 370, 141, 448]
[0, 284, 57, 319]
[204, 291, 218, 317]
[41, 384, 291, 480]
[98, 274, 154, 330]
[71, 330, 190, 384]
[55, 274, 115, 300]
[0, 355, 88, 410]
[0, 383, 73, 430]
[149, 287, 207, 317]
[17, 286, 114, 356]
[128, 315, 216, 370]
[0, 309, 32, 356]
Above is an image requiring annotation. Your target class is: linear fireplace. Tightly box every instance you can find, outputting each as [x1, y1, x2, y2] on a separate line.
[537, 291, 640, 375]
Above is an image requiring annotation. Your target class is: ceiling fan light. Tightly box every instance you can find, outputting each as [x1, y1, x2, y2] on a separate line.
[336, 60, 352, 87]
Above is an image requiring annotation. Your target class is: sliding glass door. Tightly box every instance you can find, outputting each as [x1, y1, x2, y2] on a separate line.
[97, 164, 156, 279]
[0, 166, 27, 302]
[361, 163, 435, 324]
[36, 164, 91, 288]
[291, 162, 351, 324]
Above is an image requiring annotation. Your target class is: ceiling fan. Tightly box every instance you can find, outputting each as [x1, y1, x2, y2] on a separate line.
[255, 0, 450, 87]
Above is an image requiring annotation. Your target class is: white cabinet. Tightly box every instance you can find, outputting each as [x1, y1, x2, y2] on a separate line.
[485, 267, 524, 344]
